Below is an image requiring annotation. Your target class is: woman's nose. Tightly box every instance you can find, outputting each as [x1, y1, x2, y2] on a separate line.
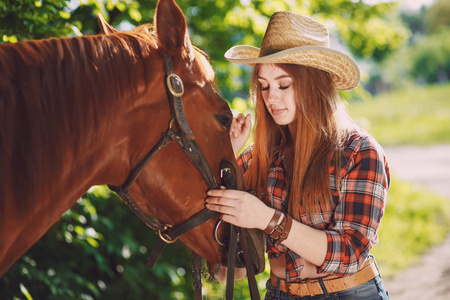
[266, 89, 279, 104]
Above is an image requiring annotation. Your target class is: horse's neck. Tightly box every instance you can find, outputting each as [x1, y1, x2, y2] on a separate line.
[0, 35, 160, 275]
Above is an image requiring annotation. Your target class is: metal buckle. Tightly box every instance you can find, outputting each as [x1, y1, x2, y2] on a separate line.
[166, 73, 184, 97]
[158, 224, 178, 244]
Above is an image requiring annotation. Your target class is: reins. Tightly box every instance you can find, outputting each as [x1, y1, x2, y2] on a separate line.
[108, 51, 260, 299]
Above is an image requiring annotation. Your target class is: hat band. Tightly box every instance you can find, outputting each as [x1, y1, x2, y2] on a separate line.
[259, 48, 282, 57]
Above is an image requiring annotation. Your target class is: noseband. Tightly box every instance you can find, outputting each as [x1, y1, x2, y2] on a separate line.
[108, 51, 260, 299]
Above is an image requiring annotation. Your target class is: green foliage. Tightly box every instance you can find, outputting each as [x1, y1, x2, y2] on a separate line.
[400, 7, 427, 38]
[369, 1, 450, 91]
[426, 0, 450, 34]
[410, 27, 450, 83]
[348, 84, 450, 146]
[371, 177, 450, 277]
[328, 1, 409, 61]
[0, 0, 74, 42]
[0, 187, 197, 299]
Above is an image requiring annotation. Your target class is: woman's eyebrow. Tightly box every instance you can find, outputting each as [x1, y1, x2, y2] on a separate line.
[258, 74, 291, 80]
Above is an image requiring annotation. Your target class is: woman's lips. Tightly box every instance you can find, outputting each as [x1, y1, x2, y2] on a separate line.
[270, 108, 286, 115]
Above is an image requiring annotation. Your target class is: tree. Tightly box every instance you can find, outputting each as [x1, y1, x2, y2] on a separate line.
[410, 27, 450, 83]
[0, 0, 73, 42]
[426, 0, 450, 34]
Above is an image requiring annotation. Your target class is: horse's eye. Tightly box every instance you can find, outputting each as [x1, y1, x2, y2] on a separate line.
[215, 114, 232, 130]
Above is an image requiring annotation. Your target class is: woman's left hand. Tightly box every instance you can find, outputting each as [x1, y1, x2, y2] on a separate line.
[206, 187, 274, 229]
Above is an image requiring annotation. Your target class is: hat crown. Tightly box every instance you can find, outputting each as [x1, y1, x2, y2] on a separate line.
[260, 12, 330, 57]
[224, 11, 360, 90]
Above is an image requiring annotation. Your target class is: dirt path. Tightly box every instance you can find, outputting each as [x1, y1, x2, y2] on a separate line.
[382, 144, 450, 300]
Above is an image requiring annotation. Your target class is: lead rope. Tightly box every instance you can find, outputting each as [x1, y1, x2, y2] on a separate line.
[192, 252, 203, 300]
[221, 163, 261, 300]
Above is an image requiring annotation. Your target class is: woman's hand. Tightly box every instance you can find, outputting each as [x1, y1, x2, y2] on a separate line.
[206, 187, 274, 230]
[230, 113, 252, 154]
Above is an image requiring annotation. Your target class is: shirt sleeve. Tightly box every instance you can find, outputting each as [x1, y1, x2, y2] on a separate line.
[317, 135, 390, 276]
[236, 144, 253, 174]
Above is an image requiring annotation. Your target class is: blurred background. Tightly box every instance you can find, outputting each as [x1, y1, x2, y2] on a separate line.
[1, 0, 449, 299]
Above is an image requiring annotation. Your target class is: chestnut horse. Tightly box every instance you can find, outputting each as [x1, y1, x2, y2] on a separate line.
[0, 0, 258, 280]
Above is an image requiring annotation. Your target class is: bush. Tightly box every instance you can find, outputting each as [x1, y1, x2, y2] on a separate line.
[410, 27, 450, 83]
[0, 187, 197, 299]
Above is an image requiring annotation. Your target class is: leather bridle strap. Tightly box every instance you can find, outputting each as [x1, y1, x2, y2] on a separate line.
[147, 208, 218, 268]
[108, 130, 173, 232]
[108, 51, 220, 267]
[192, 252, 203, 300]
[237, 227, 260, 300]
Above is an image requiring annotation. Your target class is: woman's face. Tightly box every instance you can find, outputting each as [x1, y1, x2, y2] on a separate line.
[257, 64, 297, 126]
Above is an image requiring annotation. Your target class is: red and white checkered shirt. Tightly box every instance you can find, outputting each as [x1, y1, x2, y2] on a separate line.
[236, 131, 390, 281]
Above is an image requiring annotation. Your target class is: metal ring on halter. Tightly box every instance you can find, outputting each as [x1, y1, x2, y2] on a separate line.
[214, 219, 226, 246]
[166, 73, 184, 97]
[214, 219, 240, 247]
[158, 224, 178, 244]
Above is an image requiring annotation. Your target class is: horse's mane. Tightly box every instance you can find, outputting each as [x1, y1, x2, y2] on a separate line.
[0, 26, 158, 213]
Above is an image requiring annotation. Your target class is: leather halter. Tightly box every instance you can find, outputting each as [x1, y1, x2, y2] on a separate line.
[108, 51, 219, 263]
[108, 51, 260, 299]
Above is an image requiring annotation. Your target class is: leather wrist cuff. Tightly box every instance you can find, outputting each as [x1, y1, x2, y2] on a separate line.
[269, 213, 287, 240]
[264, 210, 283, 235]
[276, 215, 293, 244]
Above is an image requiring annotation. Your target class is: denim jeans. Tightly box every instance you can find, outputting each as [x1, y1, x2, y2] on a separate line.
[265, 275, 389, 300]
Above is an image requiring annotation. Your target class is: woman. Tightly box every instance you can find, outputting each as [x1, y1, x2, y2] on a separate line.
[206, 11, 390, 300]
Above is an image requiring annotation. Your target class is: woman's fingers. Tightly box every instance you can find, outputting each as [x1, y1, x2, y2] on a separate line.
[207, 188, 242, 199]
[206, 188, 272, 229]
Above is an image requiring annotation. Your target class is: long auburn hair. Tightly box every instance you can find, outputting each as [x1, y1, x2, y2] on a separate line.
[245, 63, 357, 220]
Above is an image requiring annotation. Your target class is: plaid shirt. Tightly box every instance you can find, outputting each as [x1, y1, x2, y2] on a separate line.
[236, 131, 390, 281]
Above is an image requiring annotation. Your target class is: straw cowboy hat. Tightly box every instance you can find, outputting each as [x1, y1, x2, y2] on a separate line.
[224, 11, 360, 90]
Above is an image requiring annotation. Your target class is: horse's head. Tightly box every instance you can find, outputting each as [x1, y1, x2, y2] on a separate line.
[99, 0, 264, 279]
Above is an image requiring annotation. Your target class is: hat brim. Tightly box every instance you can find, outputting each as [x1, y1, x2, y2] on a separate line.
[224, 45, 360, 90]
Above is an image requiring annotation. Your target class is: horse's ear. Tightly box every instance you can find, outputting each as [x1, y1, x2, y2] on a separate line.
[98, 13, 118, 35]
[155, 0, 194, 58]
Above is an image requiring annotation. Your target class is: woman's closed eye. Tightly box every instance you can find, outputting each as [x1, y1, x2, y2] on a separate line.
[260, 85, 289, 91]
[261, 85, 269, 91]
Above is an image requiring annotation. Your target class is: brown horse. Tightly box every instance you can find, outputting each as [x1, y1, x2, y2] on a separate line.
[0, 0, 246, 279]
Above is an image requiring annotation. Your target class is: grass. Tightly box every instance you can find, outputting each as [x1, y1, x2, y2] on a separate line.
[348, 83, 450, 146]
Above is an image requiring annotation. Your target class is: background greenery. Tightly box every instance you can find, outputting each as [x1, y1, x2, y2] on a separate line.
[1, 0, 450, 299]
